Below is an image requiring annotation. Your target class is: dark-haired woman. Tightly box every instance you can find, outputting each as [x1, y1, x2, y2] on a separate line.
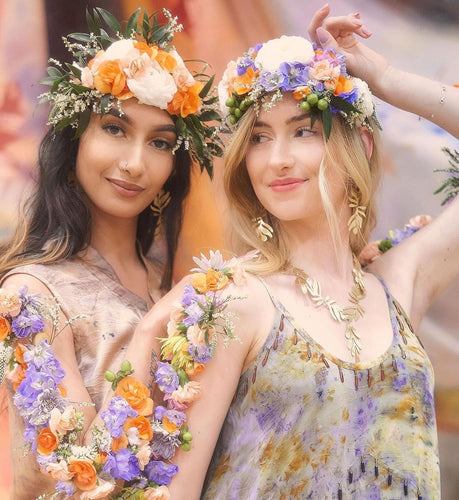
[0, 9, 220, 498]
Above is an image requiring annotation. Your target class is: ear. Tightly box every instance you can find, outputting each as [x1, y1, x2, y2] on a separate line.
[358, 126, 373, 160]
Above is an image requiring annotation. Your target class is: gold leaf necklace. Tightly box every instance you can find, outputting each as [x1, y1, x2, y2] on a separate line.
[287, 255, 366, 361]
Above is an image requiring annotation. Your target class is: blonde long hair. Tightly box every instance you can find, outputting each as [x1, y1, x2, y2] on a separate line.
[224, 105, 382, 274]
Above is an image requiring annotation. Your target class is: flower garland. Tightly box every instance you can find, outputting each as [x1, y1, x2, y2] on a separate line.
[39, 7, 223, 177]
[434, 147, 459, 206]
[1, 251, 248, 499]
[218, 35, 381, 139]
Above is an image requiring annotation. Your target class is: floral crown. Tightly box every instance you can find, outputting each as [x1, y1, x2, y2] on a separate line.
[218, 35, 381, 139]
[40, 8, 223, 177]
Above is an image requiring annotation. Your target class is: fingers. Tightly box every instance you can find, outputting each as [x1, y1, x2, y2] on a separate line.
[307, 3, 330, 42]
[324, 13, 372, 39]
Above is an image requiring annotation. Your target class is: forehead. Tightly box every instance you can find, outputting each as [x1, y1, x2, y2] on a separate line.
[254, 93, 307, 125]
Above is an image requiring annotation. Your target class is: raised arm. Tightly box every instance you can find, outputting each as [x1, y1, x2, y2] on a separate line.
[308, 4, 459, 137]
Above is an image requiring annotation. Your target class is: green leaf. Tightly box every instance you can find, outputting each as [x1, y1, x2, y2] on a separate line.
[99, 94, 111, 114]
[322, 106, 332, 139]
[125, 8, 141, 37]
[47, 66, 63, 77]
[68, 32, 92, 43]
[198, 110, 220, 122]
[74, 110, 91, 138]
[329, 96, 359, 114]
[39, 76, 58, 87]
[199, 75, 215, 99]
[96, 7, 121, 34]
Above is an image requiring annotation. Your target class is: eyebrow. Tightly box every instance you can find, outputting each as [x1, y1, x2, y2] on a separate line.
[254, 113, 311, 129]
[106, 109, 177, 134]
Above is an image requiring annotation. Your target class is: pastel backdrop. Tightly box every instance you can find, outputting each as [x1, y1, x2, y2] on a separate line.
[0, 0, 457, 498]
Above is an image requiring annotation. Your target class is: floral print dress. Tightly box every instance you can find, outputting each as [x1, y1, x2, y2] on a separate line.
[202, 277, 439, 499]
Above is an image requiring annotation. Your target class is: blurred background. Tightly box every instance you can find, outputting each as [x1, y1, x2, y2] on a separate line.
[0, 0, 457, 497]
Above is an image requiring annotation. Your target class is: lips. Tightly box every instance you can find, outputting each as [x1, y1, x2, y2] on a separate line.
[269, 178, 306, 192]
[107, 178, 144, 197]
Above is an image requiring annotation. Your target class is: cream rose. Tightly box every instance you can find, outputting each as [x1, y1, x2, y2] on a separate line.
[170, 50, 195, 88]
[49, 406, 78, 435]
[309, 60, 340, 82]
[46, 460, 74, 482]
[0, 288, 22, 316]
[137, 443, 152, 470]
[127, 68, 177, 108]
[186, 324, 213, 346]
[255, 35, 314, 72]
[78, 478, 116, 499]
[125, 52, 154, 79]
[80, 66, 94, 88]
[171, 380, 201, 404]
[218, 60, 238, 116]
[408, 214, 433, 228]
[92, 39, 139, 72]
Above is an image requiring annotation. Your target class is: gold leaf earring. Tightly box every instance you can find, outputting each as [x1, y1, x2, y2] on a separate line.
[151, 189, 171, 238]
[253, 216, 274, 241]
[348, 186, 366, 235]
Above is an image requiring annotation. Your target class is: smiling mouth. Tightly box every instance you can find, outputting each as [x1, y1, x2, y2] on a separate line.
[270, 178, 306, 192]
[107, 178, 144, 197]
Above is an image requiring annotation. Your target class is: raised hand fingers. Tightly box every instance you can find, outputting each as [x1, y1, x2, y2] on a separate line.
[324, 13, 372, 41]
[307, 4, 330, 42]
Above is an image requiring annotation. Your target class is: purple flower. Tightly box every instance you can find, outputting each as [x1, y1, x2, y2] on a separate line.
[183, 301, 205, 327]
[56, 481, 76, 497]
[236, 56, 256, 75]
[154, 362, 179, 393]
[101, 396, 137, 438]
[390, 226, 418, 245]
[23, 424, 38, 452]
[154, 406, 186, 427]
[24, 341, 65, 380]
[181, 284, 200, 307]
[18, 286, 42, 311]
[11, 310, 44, 338]
[188, 343, 212, 363]
[103, 449, 140, 481]
[151, 426, 181, 460]
[278, 62, 309, 90]
[144, 460, 178, 486]
[258, 70, 288, 92]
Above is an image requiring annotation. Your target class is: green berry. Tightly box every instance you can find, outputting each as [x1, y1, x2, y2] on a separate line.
[300, 101, 311, 112]
[229, 115, 237, 125]
[182, 432, 193, 442]
[225, 97, 236, 108]
[240, 99, 250, 111]
[181, 442, 191, 452]
[105, 370, 116, 382]
[317, 99, 329, 110]
[121, 360, 132, 372]
[229, 107, 236, 115]
[306, 93, 318, 106]
[234, 108, 242, 118]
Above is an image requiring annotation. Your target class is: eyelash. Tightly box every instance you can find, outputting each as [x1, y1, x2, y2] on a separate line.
[250, 126, 315, 144]
[102, 124, 174, 150]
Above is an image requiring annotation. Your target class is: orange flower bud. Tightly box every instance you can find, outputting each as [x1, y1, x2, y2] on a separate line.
[68, 460, 98, 491]
[111, 434, 129, 453]
[37, 427, 58, 455]
[155, 49, 177, 72]
[115, 376, 154, 416]
[190, 273, 207, 293]
[123, 416, 153, 441]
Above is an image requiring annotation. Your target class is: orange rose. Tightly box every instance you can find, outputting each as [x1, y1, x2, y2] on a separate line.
[115, 376, 154, 416]
[155, 49, 177, 72]
[37, 427, 58, 455]
[167, 81, 203, 118]
[123, 416, 153, 441]
[15, 343, 27, 367]
[111, 434, 129, 453]
[68, 460, 97, 491]
[94, 60, 132, 100]
[206, 269, 228, 291]
[190, 273, 207, 293]
[232, 67, 258, 95]
[185, 361, 205, 377]
[334, 75, 353, 96]
[0, 316, 11, 341]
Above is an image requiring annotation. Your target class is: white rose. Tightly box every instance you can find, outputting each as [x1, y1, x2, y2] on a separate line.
[127, 68, 177, 108]
[255, 35, 314, 72]
[218, 60, 238, 116]
[46, 460, 74, 482]
[352, 78, 375, 121]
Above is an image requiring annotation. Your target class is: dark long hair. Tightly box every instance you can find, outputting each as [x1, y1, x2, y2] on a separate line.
[0, 125, 191, 291]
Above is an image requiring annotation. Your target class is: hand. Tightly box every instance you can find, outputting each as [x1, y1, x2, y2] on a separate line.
[307, 4, 390, 95]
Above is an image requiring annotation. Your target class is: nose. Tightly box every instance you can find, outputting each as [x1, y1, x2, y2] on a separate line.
[120, 141, 145, 178]
[267, 137, 294, 171]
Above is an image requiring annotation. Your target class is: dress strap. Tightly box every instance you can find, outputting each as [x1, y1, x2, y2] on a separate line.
[253, 275, 285, 312]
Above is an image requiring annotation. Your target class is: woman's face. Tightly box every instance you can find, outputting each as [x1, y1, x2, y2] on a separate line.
[75, 98, 176, 222]
[245, 93, 346, 226]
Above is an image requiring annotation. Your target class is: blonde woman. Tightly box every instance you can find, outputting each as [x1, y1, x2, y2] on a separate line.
[111, 5, 459, 499]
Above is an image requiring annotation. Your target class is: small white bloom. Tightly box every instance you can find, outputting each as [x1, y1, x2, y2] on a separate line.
[255, 36, 314, 72]
[352, 78, 375, 121]
[127, 68, 177, 108]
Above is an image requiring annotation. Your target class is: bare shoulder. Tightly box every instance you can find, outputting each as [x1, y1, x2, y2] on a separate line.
[1, 272, 53, 297]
